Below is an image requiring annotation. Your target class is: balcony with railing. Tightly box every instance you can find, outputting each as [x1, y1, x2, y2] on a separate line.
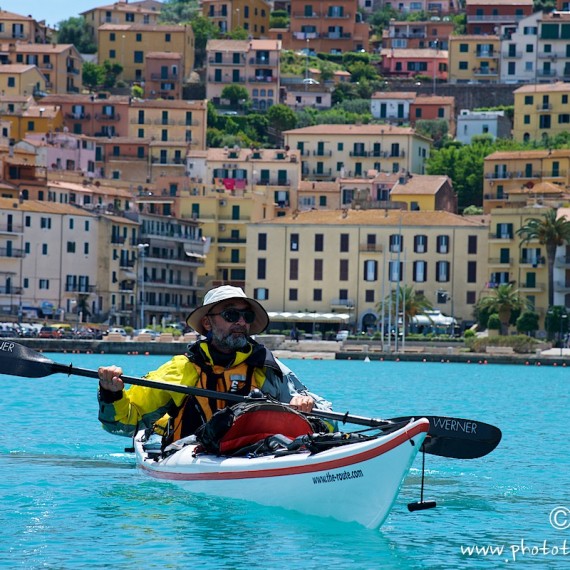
[473, 67, 498, 76]
[249, 75, 277, 83]
[0, 224, 23, 233]
[249, 57, 279, 66]
[65, 112, 91, 120]
[312, 149, 332, 156]
[475, 50, 498, 58]
[64, 285, 96, 293]
[0, 247, 24, 258]
[94, 113, 120, 121]
[488, 257, 513, 266]
[330, 298, 355, 310]
[208, 75, 245, 83]
[359, 243, 383, 252]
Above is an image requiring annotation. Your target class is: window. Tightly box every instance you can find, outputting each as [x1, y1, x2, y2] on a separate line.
[289, 288, 298, 301]
[340, 233, 349, 252]
[365, 290, 375, 303]
[436, 235, 449, 253]
[315, 233, 324, 251]
[468, 235, 477, 254]
[84, 243, 89, 254]
[363, 260, 377, 281]
[413, 260, 427, 282]
[524, 95, 534, 105]
[290, 258, 299, 280]
[39, 279, 49, 289]
[67, 242, 76, 253]
[290, 233, 299, 251]
[134, 51, 144, 63]
[40, 217, 52, 229]
[314, 259, 323, 280]
[340, 259, 349, 281]
[254, 288, 268, 300]
[258, 233, 267, 250]
[389, 261, 402, 282]
[467, 261, 477, 283]
[436, 261, 450, 282]
[313, 289, 322, 301]
[389, 234, 403, 253]
[257, 258, 266, 279]
[136, 33, 142, 42]
[459, 43, 469, 52]
[414, 235, 427, 253]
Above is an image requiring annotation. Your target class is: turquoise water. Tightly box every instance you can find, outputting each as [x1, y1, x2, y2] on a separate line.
[1, 354, 569, 569]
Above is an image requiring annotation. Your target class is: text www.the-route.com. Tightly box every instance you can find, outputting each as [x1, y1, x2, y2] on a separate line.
[312, 469, 364, 484]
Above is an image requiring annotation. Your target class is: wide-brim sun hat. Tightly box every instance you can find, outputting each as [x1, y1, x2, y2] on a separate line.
[186, 285, 269, 336]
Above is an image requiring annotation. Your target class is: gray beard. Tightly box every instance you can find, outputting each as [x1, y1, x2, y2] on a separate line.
[212, 330, 248, 351]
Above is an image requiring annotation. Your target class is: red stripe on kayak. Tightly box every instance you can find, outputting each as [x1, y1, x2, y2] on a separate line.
[139, 419, 429, 482]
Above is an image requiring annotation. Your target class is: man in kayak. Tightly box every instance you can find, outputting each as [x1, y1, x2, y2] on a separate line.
[97, 285, 332, 443]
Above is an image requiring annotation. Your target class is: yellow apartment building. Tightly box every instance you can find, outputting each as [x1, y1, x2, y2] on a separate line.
[6, 104, 63, 141]
[486, 206, 551, 320]
[512, 82, 570, 143]
[283, 124, 431, 181]
[206, 39, 281, 111]
[483, 149, 570, 213]
[7, 43, 83, 94]
[97, 23, 195, 84]
[245, 209, 489, 332]
[0, 10, 47, 43]
[81, 0, 162, 40]
[127, 99, 207, 179]
[448, 35, 500, 84]
[0, 65, 46, 98]
[201, 0, 271, 36]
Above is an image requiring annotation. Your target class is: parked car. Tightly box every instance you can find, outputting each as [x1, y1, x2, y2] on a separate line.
[38, 326, 61, 339]
[17, 323, 39, 337]
[0, 323, 18, 338]
[133, 328, 160, 339]
[105, 327, 128, 337]
[336, 330, 350, 342]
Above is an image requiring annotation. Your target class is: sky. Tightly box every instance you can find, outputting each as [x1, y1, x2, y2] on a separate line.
[2, 0, 102, 28]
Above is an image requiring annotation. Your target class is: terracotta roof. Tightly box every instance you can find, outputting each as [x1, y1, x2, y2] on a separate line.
[514, 82, 570, 94]
[0, 197, 96, 215]
[485, 149, 570, 160]
[390, 175, 450, 195]
[256, 209, 488, 227]
[99, 23, 189, 32]
[284, 124, 418, 136]
[206, 39, 281, 51]
[47, 180, 133, 198]
[0, 64, 38, 73]
[466, 0, 532, 5]
[41, 94, 130, 104]
[543, 12, 570, 20]
[381, 48, 449, 58]
[371, 91, 417, 99]
[413, 95, 455, 105]
[0, 10, 35, 20]
[7, 43, 77, 54]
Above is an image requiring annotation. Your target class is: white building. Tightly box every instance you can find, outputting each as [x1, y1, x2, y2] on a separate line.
[456, 109, 512, 144]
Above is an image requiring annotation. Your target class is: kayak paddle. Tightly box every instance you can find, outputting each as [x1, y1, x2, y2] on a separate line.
[0, 341, 501, 459]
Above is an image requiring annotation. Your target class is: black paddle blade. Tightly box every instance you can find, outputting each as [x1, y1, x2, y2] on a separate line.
[0, 341, 57, 378]
[393, 415, 502, 459]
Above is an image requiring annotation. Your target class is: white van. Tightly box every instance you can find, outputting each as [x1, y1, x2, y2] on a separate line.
[336, 330, 349, 341]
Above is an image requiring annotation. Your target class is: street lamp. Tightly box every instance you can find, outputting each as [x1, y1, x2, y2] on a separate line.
[137, 243, 149, 328]
[560, 314, 567, 357]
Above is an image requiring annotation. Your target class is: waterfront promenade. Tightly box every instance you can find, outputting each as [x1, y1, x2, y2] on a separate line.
[10, 335, 567, 366]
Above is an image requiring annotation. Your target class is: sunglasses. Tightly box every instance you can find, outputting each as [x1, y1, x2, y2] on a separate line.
[208, 308, 256, 324]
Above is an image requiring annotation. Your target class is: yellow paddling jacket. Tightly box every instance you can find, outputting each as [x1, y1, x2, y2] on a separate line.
[98, 339, 331, 440]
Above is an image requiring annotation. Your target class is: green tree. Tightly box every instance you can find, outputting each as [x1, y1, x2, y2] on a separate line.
[220, 84, 249, 107]
[380, 285, 433, 332]
[159, 0, 199, 23]
[347, 61, 380, 83]
[56, 17, 97, 53]
[517, 209, 570, 308]
[545, 305, 568, 343]
[101, 60, 123, 88]
[227, 27, 249, 40]
[190, 14, 219, 67]
[516, 310, 539, 336]
[477, 284, 528, 335]
[415, 119, 449, 149]
[82, 62, 105, 91]
[267, 104, 297, 133]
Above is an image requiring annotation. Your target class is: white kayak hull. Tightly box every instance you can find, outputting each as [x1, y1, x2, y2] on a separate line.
[134, 418, 429, 529]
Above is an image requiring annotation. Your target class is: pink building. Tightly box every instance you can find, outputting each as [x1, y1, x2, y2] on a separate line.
[380, 48, 448, 80]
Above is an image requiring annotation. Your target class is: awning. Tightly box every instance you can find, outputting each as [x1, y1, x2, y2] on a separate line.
[411, 311, 456, 326]
[267, 311, 350, 323]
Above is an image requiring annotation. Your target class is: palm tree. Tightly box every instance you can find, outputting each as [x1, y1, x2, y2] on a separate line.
[516, 208, 570, 308]
[379, 285, 434, 333]
[477, 284, 528, 335]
